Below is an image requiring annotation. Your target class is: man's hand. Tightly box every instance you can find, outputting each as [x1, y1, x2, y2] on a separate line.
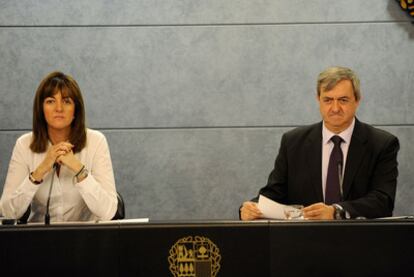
[240, 201, 263, 221]
[302, 202, 335, 220]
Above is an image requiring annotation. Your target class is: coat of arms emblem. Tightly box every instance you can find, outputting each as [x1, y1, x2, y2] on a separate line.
[168, 236, 221, 277]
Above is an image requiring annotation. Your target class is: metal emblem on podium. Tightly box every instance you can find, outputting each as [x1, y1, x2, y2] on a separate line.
[168, 236, 221, 277]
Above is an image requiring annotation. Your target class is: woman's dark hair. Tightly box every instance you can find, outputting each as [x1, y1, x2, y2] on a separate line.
[30, 71, 86, 153]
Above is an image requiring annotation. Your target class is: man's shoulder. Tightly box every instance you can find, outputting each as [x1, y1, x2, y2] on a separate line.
[355, 120, 398, 143]
[284, 122, 321, 139]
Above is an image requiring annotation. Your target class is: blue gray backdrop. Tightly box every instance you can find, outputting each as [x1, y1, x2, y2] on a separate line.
[0, 1, 413, 219]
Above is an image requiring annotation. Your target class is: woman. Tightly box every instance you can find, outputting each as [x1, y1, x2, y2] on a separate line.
[0, 71, 118, 222]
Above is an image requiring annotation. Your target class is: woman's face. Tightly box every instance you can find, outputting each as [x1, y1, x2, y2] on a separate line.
[43, 91, 75, 132]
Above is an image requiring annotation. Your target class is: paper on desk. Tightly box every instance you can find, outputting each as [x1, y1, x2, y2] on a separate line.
[258, 195, 303, 220]
[376, 216, 414, 220]
[258, 195, 286, 219]
[97, 218, 149, 224]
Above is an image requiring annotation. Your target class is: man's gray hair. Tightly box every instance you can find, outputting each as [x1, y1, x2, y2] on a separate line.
[317, 66, 361, 101]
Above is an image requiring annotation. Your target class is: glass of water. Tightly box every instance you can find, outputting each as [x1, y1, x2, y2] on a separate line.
[284, 205, 304, 220]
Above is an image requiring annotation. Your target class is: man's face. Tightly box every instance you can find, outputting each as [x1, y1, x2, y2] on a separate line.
[318, 79, 360, 133]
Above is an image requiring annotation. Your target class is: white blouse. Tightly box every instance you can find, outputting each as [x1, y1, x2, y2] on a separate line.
[0, 129, 118, 222]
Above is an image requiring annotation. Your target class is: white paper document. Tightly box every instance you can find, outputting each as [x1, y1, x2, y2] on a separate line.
[97, 218, 149, 224]
[1, 217, 150, 226]
[258, 194, 303, 220]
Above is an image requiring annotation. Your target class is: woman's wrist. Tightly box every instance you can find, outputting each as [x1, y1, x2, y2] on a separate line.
[75, 166, 88, 183]
[29, 172, 43, 185]
[32, 165, 47, 181]
[72, 162, 84, 175]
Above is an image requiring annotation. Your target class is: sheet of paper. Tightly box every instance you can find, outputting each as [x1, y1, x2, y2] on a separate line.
[258, 195, 286, 219]
[376, 216, 414, 220]
[1, 218, 150, 226]
[97, 218, 149, 224]
[258, 194, 303, 220]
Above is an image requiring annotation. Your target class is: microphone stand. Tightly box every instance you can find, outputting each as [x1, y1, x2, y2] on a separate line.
[337, 162, 344, 201]
[45, 163, 58, 225]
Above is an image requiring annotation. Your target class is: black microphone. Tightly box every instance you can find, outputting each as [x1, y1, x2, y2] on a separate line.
[337, 161, 343, 201]
[45, 163, 58, 225]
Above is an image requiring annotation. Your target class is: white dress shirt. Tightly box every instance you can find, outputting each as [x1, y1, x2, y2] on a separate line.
[0, 129, 118, 222]
[322, 118, 355, 201]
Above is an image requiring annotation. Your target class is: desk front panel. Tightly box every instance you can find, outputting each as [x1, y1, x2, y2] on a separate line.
[269, 221, 414, 277]
[119, 222, 269, 277]
[0, 224, 119, 276]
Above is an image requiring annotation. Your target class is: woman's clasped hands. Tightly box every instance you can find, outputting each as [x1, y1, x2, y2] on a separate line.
[32, 142, 83, 182]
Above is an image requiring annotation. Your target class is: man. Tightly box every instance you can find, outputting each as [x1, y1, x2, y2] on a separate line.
[240, 66, 399, 220]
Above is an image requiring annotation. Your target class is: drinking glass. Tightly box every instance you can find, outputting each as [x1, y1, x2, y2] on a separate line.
[283, 205, 304, 220]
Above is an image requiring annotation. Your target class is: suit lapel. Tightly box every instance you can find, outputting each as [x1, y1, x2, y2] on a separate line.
[343, 119, 367, 199]
[305, 123, 324, 203]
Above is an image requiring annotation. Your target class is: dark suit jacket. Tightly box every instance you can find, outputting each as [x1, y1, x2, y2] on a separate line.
[257, 119, 400, 219]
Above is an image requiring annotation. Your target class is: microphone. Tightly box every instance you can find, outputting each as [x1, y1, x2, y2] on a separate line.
[337, 161, 344, 201]
[45, 163, 58, 225]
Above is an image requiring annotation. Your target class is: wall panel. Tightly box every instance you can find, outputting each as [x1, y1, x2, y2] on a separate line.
[1, 1, 413, 219]
[0, 1, 407, 26]
[1, 23, 413, 129]
[1, 126, 412, 219]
